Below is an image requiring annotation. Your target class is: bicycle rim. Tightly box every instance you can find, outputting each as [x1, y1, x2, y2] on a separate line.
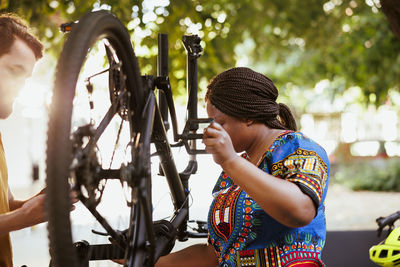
[45, 10, 151, 267]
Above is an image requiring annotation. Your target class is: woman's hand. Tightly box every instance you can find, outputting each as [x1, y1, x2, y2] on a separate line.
[203, 122, 238, 166]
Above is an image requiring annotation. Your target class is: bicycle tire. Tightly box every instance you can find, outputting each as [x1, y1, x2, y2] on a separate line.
[45, 10, 150, 267]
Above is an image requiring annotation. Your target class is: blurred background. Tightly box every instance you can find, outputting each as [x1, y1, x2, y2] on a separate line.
[1, 0, 400, 266]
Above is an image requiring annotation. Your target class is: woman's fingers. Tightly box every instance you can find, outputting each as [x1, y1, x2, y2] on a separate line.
[203, 121, 237, 165]
[203, 124, 219, 138]
[203, 121, 227, 140]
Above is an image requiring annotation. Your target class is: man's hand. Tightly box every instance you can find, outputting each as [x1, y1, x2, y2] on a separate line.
[70, 190, 79, 211]
[19, 188, 78, 228]
[20, 194, 47, 226]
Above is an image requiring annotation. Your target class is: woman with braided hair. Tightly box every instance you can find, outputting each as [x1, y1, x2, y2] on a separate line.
[156, 67, 329, 267]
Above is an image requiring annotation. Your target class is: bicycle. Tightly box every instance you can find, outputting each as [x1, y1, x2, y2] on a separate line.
[370, 210, 400, 266]
[45, 10, 213, 267]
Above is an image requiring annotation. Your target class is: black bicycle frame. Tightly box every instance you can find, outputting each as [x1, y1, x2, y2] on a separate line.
[71, 33, 210, 266]
[138, 33, 209, 263]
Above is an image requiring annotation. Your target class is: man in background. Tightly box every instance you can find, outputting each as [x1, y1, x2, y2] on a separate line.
[0, 13, 47, 267]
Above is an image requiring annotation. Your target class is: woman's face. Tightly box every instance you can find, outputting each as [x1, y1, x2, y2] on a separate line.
[206, 100, 251, 153]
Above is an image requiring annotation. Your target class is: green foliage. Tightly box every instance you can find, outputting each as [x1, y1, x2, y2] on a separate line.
[333, 158, 400, 191]
[1, 0, 400, 105]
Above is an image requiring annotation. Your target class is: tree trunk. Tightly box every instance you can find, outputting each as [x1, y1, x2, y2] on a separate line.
[381, 0, 400, 41]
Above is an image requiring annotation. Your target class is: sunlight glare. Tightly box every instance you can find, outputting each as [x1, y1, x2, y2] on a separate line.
[16, 79, 50, 118]
[341, 112, 357, 143]
[351, 141, 380, 156]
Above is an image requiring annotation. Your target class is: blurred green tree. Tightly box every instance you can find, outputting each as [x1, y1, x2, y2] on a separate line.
[1, 0, 399, 106]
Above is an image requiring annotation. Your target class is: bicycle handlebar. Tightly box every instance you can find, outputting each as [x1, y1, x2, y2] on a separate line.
[376, 210, 400, 237]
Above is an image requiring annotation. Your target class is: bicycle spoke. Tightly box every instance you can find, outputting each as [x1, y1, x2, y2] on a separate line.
[109, 117, 125, 168]
[84, 91, 126, 152]
[84, 61, 122, 82]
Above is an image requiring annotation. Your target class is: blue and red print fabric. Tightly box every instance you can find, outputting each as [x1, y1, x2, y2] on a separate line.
[207, 131, 330, 267]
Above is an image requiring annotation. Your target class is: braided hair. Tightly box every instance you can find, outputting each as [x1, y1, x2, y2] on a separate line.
[205, 67, 297, 131]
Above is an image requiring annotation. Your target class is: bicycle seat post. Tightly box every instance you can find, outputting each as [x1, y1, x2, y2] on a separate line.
[158, 33, 170, 132]
[183, 35, 202, 161]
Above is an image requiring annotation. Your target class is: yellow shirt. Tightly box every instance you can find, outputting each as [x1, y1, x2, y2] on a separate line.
[0, 133, 12, 267]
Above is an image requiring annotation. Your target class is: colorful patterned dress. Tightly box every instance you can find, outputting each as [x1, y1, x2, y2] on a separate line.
[207, 131, 329, 267]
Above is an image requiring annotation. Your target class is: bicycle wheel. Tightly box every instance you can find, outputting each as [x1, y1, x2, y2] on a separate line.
[45, 10, 152, 267]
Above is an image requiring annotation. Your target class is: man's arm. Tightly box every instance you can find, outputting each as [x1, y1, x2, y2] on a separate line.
[0, 192, 46, 235]
[8, 186, 45, 211]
